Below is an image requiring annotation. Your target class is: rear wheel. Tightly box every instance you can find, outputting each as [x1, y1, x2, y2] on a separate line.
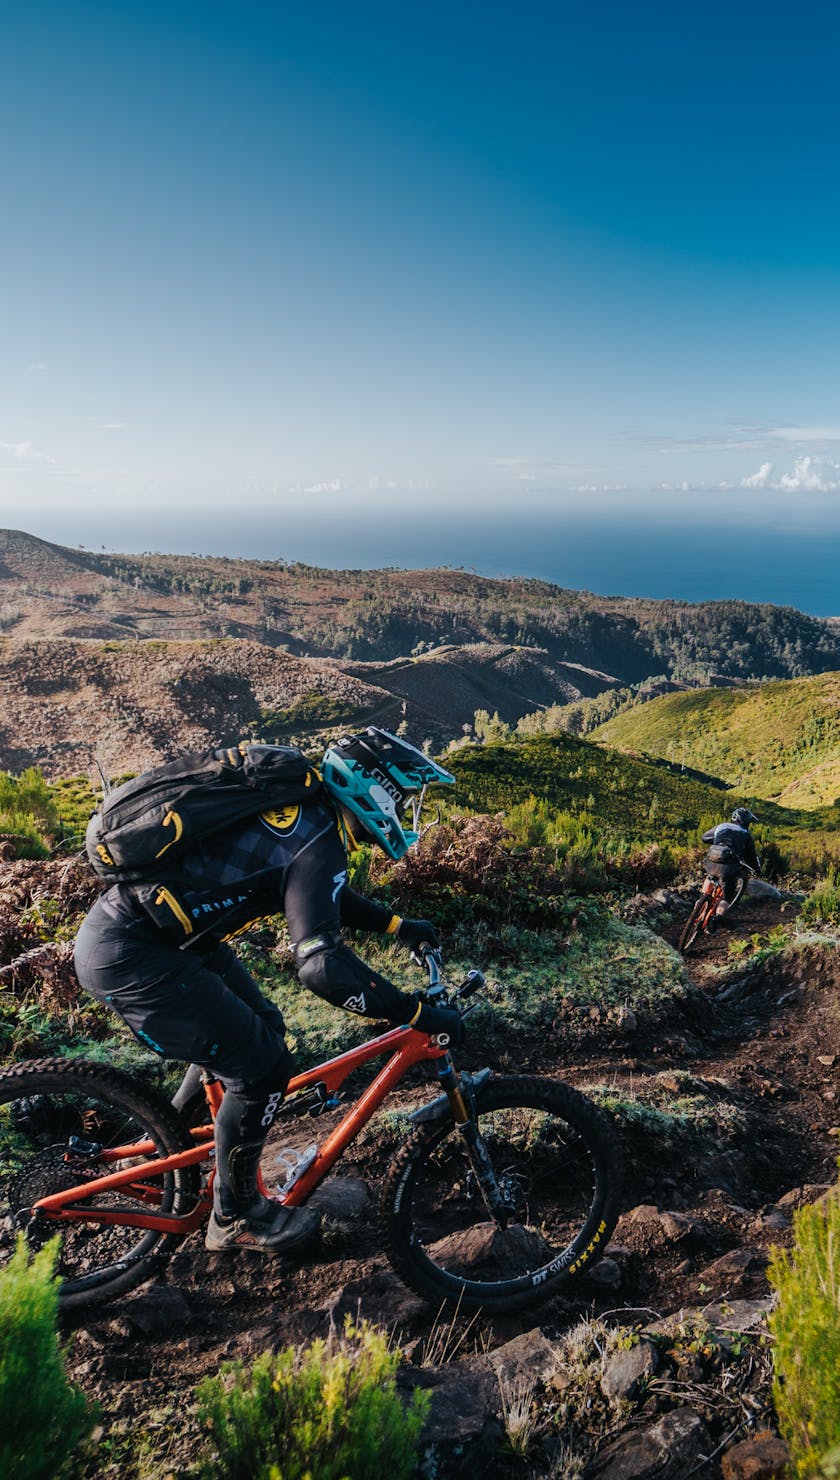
[729, 873, 747, 911]
[0, 1059, 201, 1311]
[381, 1074, 624, 1313]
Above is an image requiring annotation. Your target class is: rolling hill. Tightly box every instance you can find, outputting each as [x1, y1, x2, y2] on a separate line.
[3, 527, 839, 683]
[591, 672, 840, 808]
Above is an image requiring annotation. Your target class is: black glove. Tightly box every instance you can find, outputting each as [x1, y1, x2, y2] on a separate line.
[396, 918, 440, 953]
[412, 999, 465, 1045]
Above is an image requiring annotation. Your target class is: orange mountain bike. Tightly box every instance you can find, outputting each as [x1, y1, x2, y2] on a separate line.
[679, 868, 751, 955]
[0, 951, 623, 1315]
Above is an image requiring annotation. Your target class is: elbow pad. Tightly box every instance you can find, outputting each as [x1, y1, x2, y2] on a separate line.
[296, 937, 413, 1022]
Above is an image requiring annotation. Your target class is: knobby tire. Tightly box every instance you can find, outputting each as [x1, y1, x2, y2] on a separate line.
[0, 1058, 200, 1312]
[679, 898, 710, 955]
[380, 1074, 624, 1313]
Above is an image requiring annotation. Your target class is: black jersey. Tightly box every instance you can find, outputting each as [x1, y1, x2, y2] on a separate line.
[701, 822, 761, 873]
[103, 798, 393, 948]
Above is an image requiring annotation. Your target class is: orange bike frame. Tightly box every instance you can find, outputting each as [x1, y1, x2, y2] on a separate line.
[32, 1025, 448, 1235]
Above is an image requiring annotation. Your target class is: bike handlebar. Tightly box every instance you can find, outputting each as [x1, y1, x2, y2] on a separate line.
[410, 945, 485, 1008]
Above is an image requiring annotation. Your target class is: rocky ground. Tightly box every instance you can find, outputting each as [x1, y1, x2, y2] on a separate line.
[53, 887, 839, 1478]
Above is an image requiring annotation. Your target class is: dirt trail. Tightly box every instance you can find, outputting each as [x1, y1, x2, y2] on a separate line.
[64, 894, 840, 1469]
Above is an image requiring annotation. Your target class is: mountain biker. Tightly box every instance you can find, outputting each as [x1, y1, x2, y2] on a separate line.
[700, 807, 761, 926]
[73, 728, 460, 1255]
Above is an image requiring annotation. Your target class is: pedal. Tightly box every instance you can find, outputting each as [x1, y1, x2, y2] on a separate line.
[272, 1143, 318, 1193]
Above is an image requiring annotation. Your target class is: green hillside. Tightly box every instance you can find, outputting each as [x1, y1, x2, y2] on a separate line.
[591, 672, 840, 808]
[444, 732, 840, 876]
[447, 733, 728, 843]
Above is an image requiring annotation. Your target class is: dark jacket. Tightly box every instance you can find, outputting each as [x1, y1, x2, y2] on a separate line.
[100, 797, 416, 1024]
[701, 822, 761, 874]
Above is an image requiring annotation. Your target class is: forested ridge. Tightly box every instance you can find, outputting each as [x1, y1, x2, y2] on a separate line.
[2, 528, 838, 683]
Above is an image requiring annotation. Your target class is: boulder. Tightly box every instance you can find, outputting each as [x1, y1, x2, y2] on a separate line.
[777, 1183, 832, 1210]
[644, 1296, 774, 1343]
[745, 879, 782, 900]
[484, 1329, 561, 1389]
[720, 1431, 789, 1480]
[627, 1203, 661, 1225]
[308, 1175, 371, 1219]
[696, 1246, 768, 1288]
[588, 1407, 711, 1479]
[122, 1284, 192, 1337]
[399, 1362, 500, 1448]
[320, 1267, 426, 1326]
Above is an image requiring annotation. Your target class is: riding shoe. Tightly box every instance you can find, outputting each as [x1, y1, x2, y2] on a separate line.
[206, 1196, 321, 1254]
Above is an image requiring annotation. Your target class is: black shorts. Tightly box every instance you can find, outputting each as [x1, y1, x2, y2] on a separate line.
[705, 863, 743, 901]
[74, 898, 293, 1094]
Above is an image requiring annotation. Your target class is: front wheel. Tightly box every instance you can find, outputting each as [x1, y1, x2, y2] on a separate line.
[679, 896, 711, 955]
[380, 1075, 624, 1313]
[0, 1059, 201, 1312]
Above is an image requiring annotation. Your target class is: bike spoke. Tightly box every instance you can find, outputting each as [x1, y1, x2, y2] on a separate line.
[408, 1103, 600, 1284]
[0, 1062, 200, 1307]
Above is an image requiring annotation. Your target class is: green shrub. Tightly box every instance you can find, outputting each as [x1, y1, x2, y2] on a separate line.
[799, 869, 840, 929]
[0, 767, 62, 857]
[0, 1236, 95, 1480]
[768, 1182, 840, 1476]
[196, 1317, 430, 1480]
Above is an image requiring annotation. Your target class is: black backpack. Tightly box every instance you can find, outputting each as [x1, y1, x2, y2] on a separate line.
[86, 743, 322, 886]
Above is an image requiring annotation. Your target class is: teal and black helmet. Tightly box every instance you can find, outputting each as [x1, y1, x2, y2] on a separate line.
[321, 727, 455, 859]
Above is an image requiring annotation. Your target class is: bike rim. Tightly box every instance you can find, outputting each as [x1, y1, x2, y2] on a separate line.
[0, 1074, 181, 1296]
[400, 1094, 609, 1301]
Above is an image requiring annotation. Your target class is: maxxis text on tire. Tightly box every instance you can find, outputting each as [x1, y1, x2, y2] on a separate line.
[380, 1074, 624, 1313]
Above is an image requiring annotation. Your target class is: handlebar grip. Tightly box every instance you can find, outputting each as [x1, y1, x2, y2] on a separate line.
[456, 969, 485, 999]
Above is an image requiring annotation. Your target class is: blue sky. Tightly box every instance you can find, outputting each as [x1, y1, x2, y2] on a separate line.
[3, 0, 840, 561]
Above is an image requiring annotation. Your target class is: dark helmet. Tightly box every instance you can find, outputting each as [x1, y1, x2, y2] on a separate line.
[321, 727, 455, 859]
[731, 807, 758, 828]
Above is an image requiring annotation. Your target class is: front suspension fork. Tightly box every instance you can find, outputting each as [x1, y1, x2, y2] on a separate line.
[438, 1059, 510, 1227]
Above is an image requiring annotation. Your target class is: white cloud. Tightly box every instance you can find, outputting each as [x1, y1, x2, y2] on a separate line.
[771, 425, 840, 443]
[777, 456, 840, 491]
[741, 461, 774, 488]
[635, 421, 840, 455]
[24, 361, 47, 374]
[97, 422, 128, 430]
[293, 478, 343, 494]
[0, 439, 55, 465]
[741, 456, 840, 492]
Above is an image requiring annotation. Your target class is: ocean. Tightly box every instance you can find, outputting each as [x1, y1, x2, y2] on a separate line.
[19, 488, 840, 617]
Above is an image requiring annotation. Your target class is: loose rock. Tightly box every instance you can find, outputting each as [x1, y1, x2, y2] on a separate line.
[588, 1256, 622, 1289]
[720, 1430, 789, 1480]
[308, 1175, 371, 1219]
[588, 1406, 711, 1479]
[600, 1339, 658, 1402]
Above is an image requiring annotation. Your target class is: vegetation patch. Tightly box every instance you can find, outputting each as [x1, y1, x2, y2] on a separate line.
[0, 1237, 96, 1480]
[799, 870, 840, 930]
[592, 672, 840, 808]
[0, 768, 62, 859]
[769, 1180, 840, 1477]
[586, 1075, 749, 1157]
[258, 694, 370, 741]
[195, 1317, 429, 1480]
